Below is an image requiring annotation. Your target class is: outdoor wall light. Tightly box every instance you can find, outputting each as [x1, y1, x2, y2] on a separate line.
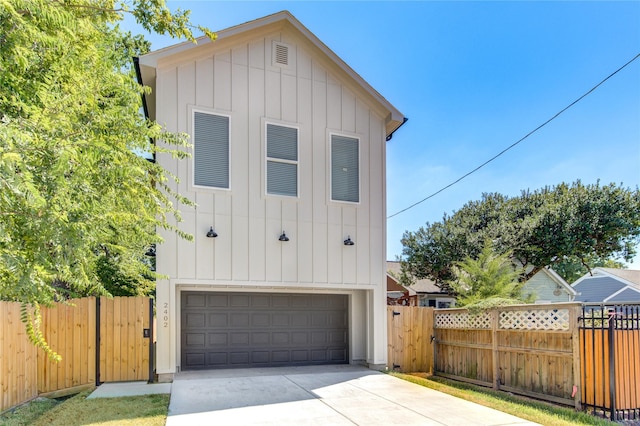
[279, 231, 289, 242]
[343, 236, 355, 246]
[145, 244, 156, 257]
[206, 227, 218, 238]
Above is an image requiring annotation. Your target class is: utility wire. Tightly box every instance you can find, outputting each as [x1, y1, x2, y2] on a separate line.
[387, 52, 640, 220]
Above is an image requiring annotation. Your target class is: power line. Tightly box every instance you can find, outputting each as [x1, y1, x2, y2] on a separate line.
[387, 52, 640, 220]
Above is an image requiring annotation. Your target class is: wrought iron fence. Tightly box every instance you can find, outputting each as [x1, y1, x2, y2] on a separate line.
[579, 303, 640, 421]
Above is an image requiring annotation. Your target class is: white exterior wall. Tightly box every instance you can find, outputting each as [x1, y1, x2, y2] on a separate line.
[151, 27, 389, 375]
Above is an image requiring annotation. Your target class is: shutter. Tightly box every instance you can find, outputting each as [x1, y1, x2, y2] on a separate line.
[331, 135, 359, 203]
[266, 124, 297, 197]
[194, 112, 229, 188]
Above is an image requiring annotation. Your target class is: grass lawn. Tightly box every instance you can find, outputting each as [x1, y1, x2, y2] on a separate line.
[0, 390, 169, 426]
[393, 372, 615, 426]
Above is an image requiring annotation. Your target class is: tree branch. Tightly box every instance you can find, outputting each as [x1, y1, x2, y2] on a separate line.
[50, 0, 124, 14]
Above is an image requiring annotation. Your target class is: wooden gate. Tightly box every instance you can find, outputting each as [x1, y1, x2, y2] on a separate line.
[1, 297, 154, 411]
[387, 306, 434, 373]
[98, 297, 153, 383]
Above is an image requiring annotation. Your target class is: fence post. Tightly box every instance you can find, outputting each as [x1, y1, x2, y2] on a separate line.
[491, 309, 499, 390]
[608, 310, 617, 421]
[95, 297, 101, 386]
[571, 305, 582, 410]
[148, 298, 154, 383]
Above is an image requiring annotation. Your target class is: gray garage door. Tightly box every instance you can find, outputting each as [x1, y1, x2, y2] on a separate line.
[181, 292, 349, 370]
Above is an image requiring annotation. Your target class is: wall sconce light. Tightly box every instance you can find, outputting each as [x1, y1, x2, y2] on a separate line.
[279, 231, 289, 242]
[145, 244, 156, 257]
[206, 227, 218, 238]
[344, 236, 355, 246]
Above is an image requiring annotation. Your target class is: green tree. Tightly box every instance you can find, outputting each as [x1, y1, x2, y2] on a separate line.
[552, 255, 625, 284]
[448, 242, 532, 311]
[400, 181, 640, 291]
[0, 0, 212, 356]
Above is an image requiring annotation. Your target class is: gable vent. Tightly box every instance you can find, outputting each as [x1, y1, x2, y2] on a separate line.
[273, 42, 289, 67]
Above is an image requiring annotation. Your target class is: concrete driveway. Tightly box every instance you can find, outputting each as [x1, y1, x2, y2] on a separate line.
[166, 365, 538, 425]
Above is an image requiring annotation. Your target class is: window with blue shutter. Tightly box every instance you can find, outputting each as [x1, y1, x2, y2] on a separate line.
[331, 135, 359, 203]
[193, 111, 229, 189]
[266, 123, 298, 197]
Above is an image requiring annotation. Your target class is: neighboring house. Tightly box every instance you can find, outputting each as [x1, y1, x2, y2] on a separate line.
[386, 273, 417, 306]
[572, 267, 640, 303]
[138, 11, 405, 380]
[521, 267, 576, 303]
[386, 261, 455, 308]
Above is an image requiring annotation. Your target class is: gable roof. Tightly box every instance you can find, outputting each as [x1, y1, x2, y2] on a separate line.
[594, 267, 640, 287]
[572, 268, 640, 303]
[536, 267, 577, 296]
[572, 276, 627, 302]
[138, 10, 405, 139]
[386, 261, 444, 294]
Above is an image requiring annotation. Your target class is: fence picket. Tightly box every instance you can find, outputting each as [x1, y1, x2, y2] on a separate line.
[0, 297, 152, 413]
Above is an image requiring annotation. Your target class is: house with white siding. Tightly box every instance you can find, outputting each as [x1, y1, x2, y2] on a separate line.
[138, 11, 405, 380]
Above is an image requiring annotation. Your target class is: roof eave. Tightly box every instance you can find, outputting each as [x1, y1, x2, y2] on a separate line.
[139, 10, 405, 139]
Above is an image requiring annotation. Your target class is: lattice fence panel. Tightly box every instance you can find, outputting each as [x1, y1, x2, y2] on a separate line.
[499, 308, 570, 330]
[435, 311, 492, 329]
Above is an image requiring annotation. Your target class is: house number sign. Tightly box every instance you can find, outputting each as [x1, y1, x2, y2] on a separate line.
[163, 302, 169, 328]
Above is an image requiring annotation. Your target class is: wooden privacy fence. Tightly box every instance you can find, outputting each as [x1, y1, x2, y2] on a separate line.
[433, 304, 582, 408]
[0, 297, 153, 413]
[387, 306, 434, 374]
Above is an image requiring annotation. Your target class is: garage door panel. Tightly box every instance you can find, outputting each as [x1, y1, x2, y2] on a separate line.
[252, 295, 270, 307]
[272, 313, 290, 326]
[208, 294, 228, 307]
[209, 333, 227, 345]
[272, 351, 290, 363]
[291, 332, 308, 344]
[208, 352, 228, 365]
[291, 312, 310, 327]
[252, 313, 270, 326]
[230, 313, 250, 327]
[252, 351, 270, 364]
[272, 295, 290, 307]
[181, 292, 349, 370]
[272, 332, 289, 344]
[185, 352, 206, 367]
[330, 349, 347, 361]
[230, 332, 249, 345]
[185, 333, 205, 346]
[209, 313, 227, 327]
[230, 294, 250, 307]
[185, 294, 206, 307]
[230, 352, 250, 364]
[184, 313, 206, 327]
[252, 332, 269, 345]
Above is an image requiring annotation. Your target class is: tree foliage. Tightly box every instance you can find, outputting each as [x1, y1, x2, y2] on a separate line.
[449, 242, 532, 311]
[0, 0, 211, 355]
[401, 181, 640, 292]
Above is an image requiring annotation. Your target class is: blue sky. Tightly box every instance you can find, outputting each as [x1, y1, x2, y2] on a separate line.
[127, 1, 640, 268]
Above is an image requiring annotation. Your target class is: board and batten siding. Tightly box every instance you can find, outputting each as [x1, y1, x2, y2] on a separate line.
[154, 30, 386, 288]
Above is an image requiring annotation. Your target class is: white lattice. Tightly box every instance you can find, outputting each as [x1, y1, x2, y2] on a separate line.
[435, 312, 492, 329]
[499, 308, 570, 330]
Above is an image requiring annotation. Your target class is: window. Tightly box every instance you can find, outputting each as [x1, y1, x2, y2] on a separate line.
[193, 111, 229, 189]
[331, 134, 359, 203]
[266, 123, 298, 197]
